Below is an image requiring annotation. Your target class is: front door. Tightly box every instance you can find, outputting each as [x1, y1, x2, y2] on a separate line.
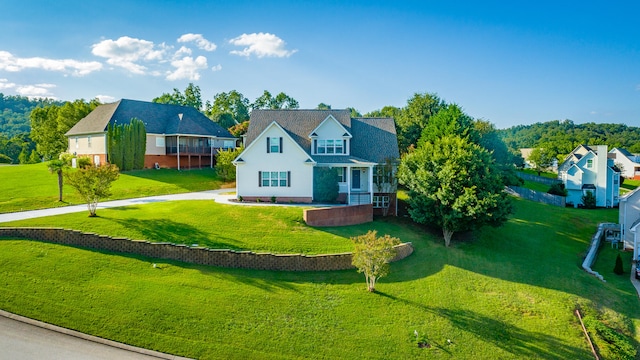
[351, 168, 361, 190]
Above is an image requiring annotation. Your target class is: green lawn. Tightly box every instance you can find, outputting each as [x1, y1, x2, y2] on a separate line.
[1, 199, 637, 359]
[519, 169, 558, 179]
[520, 180, 551, 193]
[0, 163, 225, 214]
[1, 201, 357, 255]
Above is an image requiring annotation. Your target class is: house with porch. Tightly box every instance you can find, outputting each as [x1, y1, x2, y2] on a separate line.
[557, 144, 620, 208]
[233, 109, 399, 215]
[65, 99, 236, 169]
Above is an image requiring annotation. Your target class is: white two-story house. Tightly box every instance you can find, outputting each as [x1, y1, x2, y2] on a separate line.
[233, 109, 400, 215]
[609, 148, 640, 180]
[558, 144, 620, 208]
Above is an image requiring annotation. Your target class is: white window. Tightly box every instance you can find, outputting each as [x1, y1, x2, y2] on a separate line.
[223, 140, 234, 149]
[337, 167, 346, 182]
[260, 171, 289, 187]
[87, 136, 92, 148]
[372, 195, 389, 208]
[156, 136, 165, 147]
[316, 139, 345, 154]
[75, 137, 79, 149]
[268, 137, 281, 153]
[587, 159, 593, 168]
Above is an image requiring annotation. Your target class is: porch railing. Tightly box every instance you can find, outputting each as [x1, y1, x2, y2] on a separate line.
[349, 192, 371, 205]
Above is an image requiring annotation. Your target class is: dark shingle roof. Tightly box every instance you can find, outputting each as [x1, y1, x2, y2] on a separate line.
[246, 109, 399, 164]
[66, 99, 234, 138]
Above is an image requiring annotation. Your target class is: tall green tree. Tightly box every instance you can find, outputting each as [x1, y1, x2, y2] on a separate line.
[215, 147, 242, 182]
[528, 147, 555, 176]
[30, 99, 98, 160]
[395, 93, 445, 153]
[398, 135, 512, 247]
[153, 83, 203, 110]
[107, 118, 146, 171]
[206, 90, 250, 124]
[364, 106, 402, 119]
[419, 104, 477, 146]
[252, 90, 299, 110]
[316, 103, 331, 110]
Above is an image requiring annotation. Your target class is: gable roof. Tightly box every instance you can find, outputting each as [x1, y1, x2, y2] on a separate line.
[245, 109, 399, 164]
[66, 99, 234, 138]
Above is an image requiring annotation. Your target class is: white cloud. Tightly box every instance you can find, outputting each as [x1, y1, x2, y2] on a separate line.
[0, 78, 16, 90]
[211, 64, 222, 72]
[16, 83, 56, 99]
[174, 46, 192, 58]
[91, 36, 168, 74]
[0, 50, 102, 76]
[166, 56, 208, 81]
[95, 94, 116, 103]
[229, 33, 297, 58]
[177, 33, 217, 51]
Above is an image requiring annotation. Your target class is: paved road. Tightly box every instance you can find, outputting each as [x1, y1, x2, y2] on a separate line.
[0, 314, 174, 360]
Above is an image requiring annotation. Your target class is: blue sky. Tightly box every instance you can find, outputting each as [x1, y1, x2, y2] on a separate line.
[0, 0, 638, 129]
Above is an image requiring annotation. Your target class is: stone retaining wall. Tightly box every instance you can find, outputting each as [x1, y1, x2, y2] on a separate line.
[0, 227, 413, 272]
[304, 204, 373, 226]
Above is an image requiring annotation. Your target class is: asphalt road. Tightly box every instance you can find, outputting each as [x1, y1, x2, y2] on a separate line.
[0, 315, 166, 360]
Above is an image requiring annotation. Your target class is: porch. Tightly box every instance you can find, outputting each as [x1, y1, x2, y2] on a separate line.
[164, 135, 232, 170]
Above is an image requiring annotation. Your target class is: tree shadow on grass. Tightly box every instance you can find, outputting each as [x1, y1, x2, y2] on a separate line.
[376, 291, 591, 359]
[108, 218, 244, 250]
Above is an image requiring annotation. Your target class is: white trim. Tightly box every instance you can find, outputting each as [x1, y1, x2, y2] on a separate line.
[233, 121, 315, 165]
[308, 115, 352, 139]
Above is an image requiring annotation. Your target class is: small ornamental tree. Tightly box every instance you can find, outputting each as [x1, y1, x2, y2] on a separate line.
[614, 253, 624, 275]
[216, 147, 242, 182]
[47, 155, 72, 202]
[351, 230, 400, 292]
[64, 163, 120, 217]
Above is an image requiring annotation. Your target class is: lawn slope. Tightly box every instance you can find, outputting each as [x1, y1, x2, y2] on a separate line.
[0, 199, 637, 359]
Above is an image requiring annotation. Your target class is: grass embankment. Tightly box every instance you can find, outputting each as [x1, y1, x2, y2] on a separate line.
[1, 201, 356, 255]
[0, 163, 224, 213]
[1, 199, 637, 359]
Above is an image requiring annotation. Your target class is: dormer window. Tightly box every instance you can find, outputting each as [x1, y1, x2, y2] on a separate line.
[315, 139, 346, 155]
[267, 137, 283, 153]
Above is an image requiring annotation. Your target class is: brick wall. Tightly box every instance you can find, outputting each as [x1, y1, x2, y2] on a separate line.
[0, 227, 413, 271]
[304, 204, 373, 227]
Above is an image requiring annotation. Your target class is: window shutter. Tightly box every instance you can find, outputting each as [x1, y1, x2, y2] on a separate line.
[279, 137, 283, 153]
[313, 139, 317, 154]
[266, 138, 270, 153]
[258, 171, 262, 187]
[287, 171, 291, 187]
[343, 140, 347, 154]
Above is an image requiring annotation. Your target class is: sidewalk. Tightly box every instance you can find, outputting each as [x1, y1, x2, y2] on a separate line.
[0, 189, 336, 223]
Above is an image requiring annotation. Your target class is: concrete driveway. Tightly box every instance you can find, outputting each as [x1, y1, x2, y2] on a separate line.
[0, 311, 186, 360]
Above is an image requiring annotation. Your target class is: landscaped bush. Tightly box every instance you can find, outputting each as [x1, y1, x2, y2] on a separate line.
[313, 167, 339, 202]
[547, 183, 567, 196]
[582, 191, 596, 208]
[614, 253, 624, 275]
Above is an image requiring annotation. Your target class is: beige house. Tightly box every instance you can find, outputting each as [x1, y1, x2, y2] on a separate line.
[66, 99, 236, 169]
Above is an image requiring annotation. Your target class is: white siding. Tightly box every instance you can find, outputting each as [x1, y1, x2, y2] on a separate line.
[146, 134, 166, 155]
[236, 125, 313, 198]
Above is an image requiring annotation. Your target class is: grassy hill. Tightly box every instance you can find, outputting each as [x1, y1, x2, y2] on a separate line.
[0, 198, 636, 359]
[0, 163, 224, 213]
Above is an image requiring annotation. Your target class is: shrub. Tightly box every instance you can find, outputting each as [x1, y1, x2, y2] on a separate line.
[271, 196, 276, 203]
[313, 167, 339, 203]
[215, 147, 242, 182]
[614, 253, 624, 275]
[548, 183, 567, 196]
[581, 191, 596, 209]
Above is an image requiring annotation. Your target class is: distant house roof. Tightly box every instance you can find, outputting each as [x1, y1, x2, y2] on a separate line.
[245, 109, 399, 164]
[66, 99, 234, 138]
[613, 147, 634, 157]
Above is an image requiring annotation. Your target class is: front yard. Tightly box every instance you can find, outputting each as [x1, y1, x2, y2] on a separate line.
[0, 199, 637, 359]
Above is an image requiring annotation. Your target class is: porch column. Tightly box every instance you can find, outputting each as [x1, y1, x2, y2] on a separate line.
[368, 165, 374, 204]
[177, 135, 180, 170]
[346, 165, 351, 205]
[210, 137, 214, 168]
